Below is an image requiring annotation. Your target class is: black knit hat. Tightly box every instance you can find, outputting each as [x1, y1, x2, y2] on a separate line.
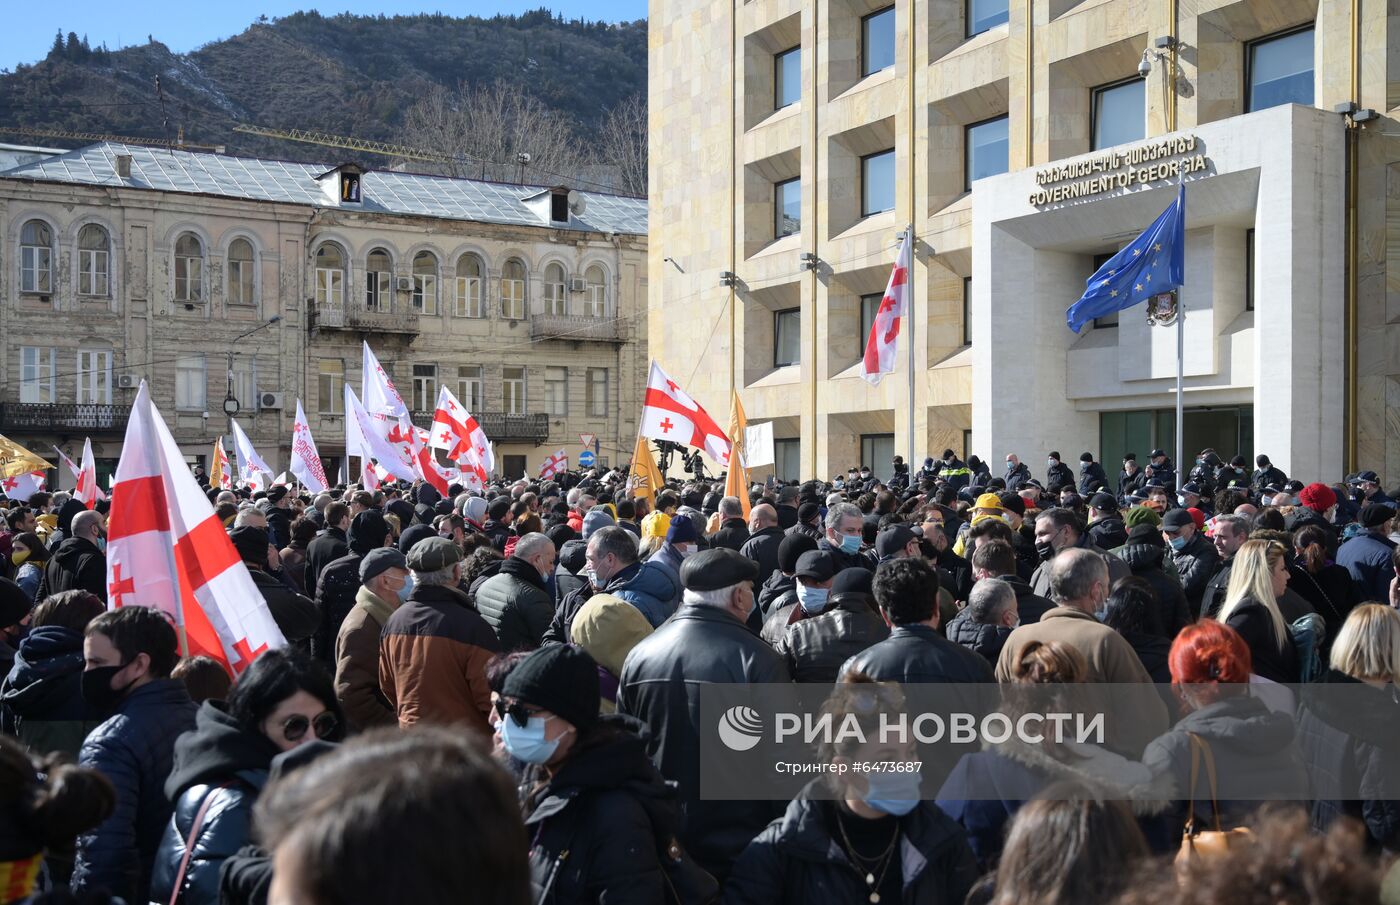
[502, 645, 600, 731]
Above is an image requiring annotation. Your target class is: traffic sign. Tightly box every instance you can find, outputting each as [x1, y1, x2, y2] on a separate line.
[579, 432, 597, 449]
[578, 449, 597, 467]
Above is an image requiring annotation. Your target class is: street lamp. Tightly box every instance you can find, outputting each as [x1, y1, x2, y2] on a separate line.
[225, 316, 281, 471]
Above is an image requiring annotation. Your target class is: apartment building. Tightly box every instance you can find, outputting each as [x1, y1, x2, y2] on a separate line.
[0, 143, 647, 487]
[649, 0, 1395, 484]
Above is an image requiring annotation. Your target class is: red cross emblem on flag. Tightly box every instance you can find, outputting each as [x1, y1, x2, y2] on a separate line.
[108, 563, 136, 607]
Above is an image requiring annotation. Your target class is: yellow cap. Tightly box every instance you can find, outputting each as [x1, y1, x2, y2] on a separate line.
[974, 492, 1004, 511]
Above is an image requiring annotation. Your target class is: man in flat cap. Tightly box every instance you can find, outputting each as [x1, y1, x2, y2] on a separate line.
[617, 547, 789, 884]
[379, 537, 500, 734]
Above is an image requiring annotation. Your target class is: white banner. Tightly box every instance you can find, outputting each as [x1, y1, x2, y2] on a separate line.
[744, 421, 775, 468]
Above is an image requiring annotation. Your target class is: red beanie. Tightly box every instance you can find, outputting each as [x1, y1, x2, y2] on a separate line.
[1298, 482, 1337, 512]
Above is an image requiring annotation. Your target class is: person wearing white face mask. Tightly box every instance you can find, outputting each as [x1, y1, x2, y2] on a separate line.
[1160, 508, 1219, 619]
[498, 644, 683, 905]
[334, 547, 411, 731]
[760, 550, 835, 647]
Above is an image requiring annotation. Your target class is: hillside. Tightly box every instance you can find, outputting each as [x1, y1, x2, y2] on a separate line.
[0, 10, 646, 185]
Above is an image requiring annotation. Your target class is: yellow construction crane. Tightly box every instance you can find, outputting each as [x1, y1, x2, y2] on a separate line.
[231, 124, 466, 165]
[0, 125, 225, 153]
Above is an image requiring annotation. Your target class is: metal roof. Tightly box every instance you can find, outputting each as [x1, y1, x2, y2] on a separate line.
[0, 142, 647, 236]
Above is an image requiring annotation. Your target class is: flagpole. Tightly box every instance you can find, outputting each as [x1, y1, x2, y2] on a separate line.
[905, 224, 916, 471]
[1174, 178, 1185, 488]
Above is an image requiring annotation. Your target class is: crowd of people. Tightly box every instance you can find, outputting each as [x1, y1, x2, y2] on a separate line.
[0, 443, 1398, 905]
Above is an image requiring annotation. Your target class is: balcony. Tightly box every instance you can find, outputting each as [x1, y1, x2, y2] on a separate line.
[530, 314, 629, 344]
[311, 304, 420, 335]
[0, 403, 128, 435]
[410, 411, 550, 445]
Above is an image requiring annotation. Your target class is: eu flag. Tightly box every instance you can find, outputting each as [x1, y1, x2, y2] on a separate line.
[1066, 185, 1185, 333]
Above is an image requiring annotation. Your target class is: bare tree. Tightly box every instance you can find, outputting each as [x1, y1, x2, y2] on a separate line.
[401, 80, 591, 185]
[597, 93, 647, 196]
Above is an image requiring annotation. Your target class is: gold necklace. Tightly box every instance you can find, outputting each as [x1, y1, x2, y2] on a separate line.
[834, 807, 899, 904]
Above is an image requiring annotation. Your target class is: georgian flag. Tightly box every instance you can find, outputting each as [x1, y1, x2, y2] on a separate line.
[344, 385, 417, 482]
[540, 449, 568, 479]
[55, 443, 107, 502]
[106, 381, 286, 675]
[1, 470, 46, 503]
[860, 231, 913, 386]
[230, 419, 274, 491]
[75, 438, 98, 509]
[430, 385, 494, 479]
[289, 400, 329, 494]
[638, 361, 732, 466]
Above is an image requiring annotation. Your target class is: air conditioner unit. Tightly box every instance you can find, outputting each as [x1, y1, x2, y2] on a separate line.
[258, 392, 284, 411]
[569, 277, 588, 293]
[395, 276, 414, 292]
[116, 374, 141, 389]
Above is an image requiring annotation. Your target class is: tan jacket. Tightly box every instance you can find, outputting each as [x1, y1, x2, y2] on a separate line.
[334, 586, 399, 732]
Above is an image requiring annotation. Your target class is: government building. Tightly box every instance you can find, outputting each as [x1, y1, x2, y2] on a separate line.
[648, 0, 1394, 485]
[0, 144, 647, 488]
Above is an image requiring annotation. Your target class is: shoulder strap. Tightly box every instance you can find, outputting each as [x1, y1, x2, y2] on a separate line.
[168, 782, 235, 905]
[1185, 733, 1224, 833]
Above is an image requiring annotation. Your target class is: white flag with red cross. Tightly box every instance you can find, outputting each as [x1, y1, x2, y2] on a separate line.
[539, 449, 568, 479]
[55, 443, 107, 502]
[289, 400, 329, 494]
[861, 232, 913, 386]
[106, 381, 286, 675]
[410, 424, 451, 496]
[75, 437, 98, 509]
[638, 361, 732, 466]
[230, 419, 275, 491]
[1, 470, 46, 503]
[429, 385, 495, 476]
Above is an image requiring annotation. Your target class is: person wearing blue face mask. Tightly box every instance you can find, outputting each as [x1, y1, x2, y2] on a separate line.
[821, 502, 876, 572]
[760, 550, 836, 647]
[500, 644, 692, 905]
[1160, 508, 1219, 619]
[727, 676, 979, 905]
[332, 547, 410, 732]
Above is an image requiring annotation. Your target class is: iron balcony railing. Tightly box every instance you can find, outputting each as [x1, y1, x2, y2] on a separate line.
[529, 314, 628, 343]
[312, 304, 421, 334]
[409, 411, 550, 445]
[0, 403, 127, 434]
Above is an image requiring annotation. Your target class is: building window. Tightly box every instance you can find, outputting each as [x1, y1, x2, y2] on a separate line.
[967, 0, 1009, 36]
[965, 116, 1009, 188]
[315, 244, 345, 307]
[543, 262, 567, 316]
[503, 366, 526, 414]
[365, 248, 392, 311]
[19, 347, 55, 404]
[545, 366, 569, 416]
[230, 358, 257, 412]
[173, 233, 204, 303]
[587, 368, 609, 417]
[318, 360, 343, 413]
[584, 264, 607, 317]
[1247, 27, 1314, 112]
[18, 220, 52, 294]
[774, 438, 801, 482]
[860, 292, 882, 347]
[175, 355, 206, 410]
[774, 307, 801, 368]
[76, 349, 111, 404]
[457, 365, 483, 411]
[1091, 252, 1119, 328]
[775, 45, 801, 109]
[1091, 78, 1145, 151]
[226, 238, 255, 305]
[412, 364, 437, 412]
[1245, 229, 1254, 312]
[412, 252, 438, 315]
[78, 224, 110, 297]
[860, 433, 895, 481]
[502, 260, 526, 320]
[774, 178, 801, 239]
[454, 254, 485, 318]
[861, 6, 896, 77]
[861, 149, 896, 217]
[962, 277, 972, 345]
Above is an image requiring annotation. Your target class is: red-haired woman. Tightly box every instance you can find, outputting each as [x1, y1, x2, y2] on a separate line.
[1142, 620, 1308, 830]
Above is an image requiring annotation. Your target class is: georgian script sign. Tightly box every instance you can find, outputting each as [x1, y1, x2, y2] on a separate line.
[1030, 135, 1207, 205]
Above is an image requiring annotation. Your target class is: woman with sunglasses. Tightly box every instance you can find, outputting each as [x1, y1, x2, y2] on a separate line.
[152, 648, 344, 905]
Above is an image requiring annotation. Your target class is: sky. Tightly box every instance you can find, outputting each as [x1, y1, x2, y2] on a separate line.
[4, 1, 648, 69]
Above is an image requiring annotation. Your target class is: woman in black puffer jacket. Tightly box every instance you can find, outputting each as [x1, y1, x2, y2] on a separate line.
[151, 648, 344, 905]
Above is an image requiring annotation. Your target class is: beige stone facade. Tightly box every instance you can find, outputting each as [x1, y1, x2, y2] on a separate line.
[650, 0, 1399, 485]
[0, 152, 647, 489]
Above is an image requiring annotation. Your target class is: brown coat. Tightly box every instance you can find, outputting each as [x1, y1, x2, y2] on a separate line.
[995, 606, 1169, 755]
[379, 582, 500, 735]
[334, 586, 398, 732]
